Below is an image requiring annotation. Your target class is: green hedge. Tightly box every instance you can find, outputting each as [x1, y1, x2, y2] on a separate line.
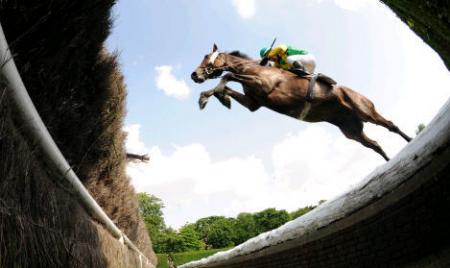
[157, 248, 230, 268]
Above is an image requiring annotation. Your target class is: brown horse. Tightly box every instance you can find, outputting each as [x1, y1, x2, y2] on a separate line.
[191, 44, 411, 161]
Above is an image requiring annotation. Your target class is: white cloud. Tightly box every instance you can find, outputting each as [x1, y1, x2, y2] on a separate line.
[124, 124, 149, 154]
[333, 0, 375, 11]
[154, 65, 190, 100]
[124, 125, 273, 227]
[124, 123, 388, 228]
[391, 25, 450, 133]
[232, 0, 255, 19]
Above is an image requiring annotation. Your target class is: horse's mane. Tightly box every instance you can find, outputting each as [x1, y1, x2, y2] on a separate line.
[228, 50, 253, 60]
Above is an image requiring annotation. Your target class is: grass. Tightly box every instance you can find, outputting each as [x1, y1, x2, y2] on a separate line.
[157, 248, 230, 268]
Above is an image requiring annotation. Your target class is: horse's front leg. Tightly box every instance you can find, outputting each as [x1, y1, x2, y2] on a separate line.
[198, 89, 216, 110]
[198, 74, 233, 110]
[223, 86, 261, 112]
[198, 90, 232, 110]
[198, 89, 231, 110]
[213, 91, 232, 109]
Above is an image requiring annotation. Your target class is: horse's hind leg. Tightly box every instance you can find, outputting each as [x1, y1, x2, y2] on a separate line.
[368, 110, 412, 142]
[358, 131, 390, 161]
[337, 117, 390, 161]
[338, 86, 412, 142]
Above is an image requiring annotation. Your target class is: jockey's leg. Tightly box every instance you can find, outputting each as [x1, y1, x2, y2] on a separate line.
[287, 54, 316, 74]
[292, 61, 305, 71]
[287, 55, 305, 71]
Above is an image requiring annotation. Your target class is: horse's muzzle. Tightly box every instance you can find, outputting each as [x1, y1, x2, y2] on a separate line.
[191, 72, 205, 83]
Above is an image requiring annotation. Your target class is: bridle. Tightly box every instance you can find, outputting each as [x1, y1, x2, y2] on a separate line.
[204, 51, 226, 79]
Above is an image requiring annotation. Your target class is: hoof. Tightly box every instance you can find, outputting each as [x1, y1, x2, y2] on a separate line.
[199, 95, 209, 110]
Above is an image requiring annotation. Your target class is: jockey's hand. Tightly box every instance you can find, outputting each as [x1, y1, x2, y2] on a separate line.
[260, 57, 269, 66]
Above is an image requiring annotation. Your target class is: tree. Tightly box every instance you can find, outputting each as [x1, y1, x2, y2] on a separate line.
[153, 228, 184, 253]
[194, 216, 226, 242]
[137, 193, 166, 241]
[253, 208, 290, 233]
[234, 213, 258, 245]
[416, 123, 425, 135]
[206, 218, 236, 248]
[289, 206, 316, 220]
[194, 216, 236, 248]
[137, 193, 323, 253]
[179, 224, 205, 251]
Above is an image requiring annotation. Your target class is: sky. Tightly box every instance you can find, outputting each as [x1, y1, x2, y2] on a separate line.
[106, 0, 450, 229]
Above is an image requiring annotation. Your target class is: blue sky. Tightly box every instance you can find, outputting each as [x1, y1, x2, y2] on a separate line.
[107, 0, 450, 228]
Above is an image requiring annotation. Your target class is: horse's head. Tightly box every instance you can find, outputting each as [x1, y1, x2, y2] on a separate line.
[191, 44, 226, 83]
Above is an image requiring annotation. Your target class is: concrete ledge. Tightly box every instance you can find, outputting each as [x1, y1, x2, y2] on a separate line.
[180, 98, 450, 268]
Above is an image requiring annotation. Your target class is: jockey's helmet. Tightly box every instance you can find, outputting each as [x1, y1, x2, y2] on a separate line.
[260, 47, 268, 58]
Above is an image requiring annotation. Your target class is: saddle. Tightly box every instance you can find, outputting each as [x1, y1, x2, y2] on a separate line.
[289, 69, 337, 101]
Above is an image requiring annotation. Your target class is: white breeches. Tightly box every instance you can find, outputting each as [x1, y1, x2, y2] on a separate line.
[267, 61, 276, 67]
[287, 54, 316, 73]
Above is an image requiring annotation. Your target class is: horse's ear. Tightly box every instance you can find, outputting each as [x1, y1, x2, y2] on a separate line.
[212, 43, 218, 52]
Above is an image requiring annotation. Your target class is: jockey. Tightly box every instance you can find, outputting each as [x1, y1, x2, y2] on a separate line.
[260, 44, 316, 74]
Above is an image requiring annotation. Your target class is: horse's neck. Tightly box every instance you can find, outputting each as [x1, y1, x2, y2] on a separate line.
[224, 54, 255, 74]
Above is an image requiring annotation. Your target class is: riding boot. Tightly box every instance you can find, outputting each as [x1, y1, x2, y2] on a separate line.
[292, 61, 305, 71]
[289, 61, 310, 77]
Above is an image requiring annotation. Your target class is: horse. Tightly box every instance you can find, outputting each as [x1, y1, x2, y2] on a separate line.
[191, 44, 411, 161]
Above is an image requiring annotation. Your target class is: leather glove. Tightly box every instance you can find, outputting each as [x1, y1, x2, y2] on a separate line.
[260, 57, 269, 66]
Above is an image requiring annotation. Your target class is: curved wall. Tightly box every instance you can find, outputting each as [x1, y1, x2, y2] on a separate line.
[181, 100, 450, 268]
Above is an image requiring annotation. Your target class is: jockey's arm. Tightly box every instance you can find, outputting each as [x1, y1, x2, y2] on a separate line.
[267, 46, 286, 62]
[260, 46, 284, 66]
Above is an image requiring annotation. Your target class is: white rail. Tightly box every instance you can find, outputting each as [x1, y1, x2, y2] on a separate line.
[0, 23, 154, 268]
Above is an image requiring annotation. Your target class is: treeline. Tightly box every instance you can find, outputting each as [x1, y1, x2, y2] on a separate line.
[138, 193, 324, 253]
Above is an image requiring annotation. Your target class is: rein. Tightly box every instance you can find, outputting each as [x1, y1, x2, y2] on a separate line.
[204, 52, 257, 80]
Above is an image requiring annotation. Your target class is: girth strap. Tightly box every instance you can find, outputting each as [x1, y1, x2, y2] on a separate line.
[305, 73, 337, 102]
[306, 73, 319, 102]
